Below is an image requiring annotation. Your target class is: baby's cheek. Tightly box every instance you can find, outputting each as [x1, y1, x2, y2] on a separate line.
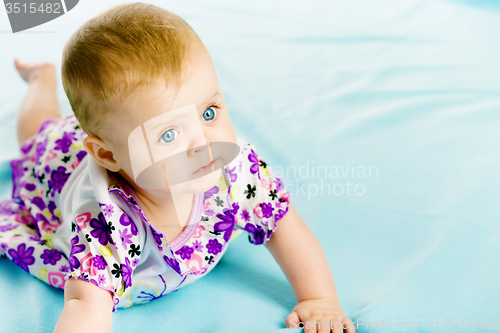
[115, 144, 134, 174]
[221, 120, 237, 145]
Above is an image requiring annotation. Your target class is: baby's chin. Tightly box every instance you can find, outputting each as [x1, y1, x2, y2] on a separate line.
[172, 169, 224, 195]
[143, 169, 223, 197]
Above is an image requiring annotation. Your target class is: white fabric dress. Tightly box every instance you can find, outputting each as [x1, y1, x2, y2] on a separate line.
[0, 114, 291, 311]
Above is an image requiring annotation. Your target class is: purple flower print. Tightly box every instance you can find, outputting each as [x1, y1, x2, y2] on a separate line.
[119, 213, 137, 236]
[93, 255, 107, 270]
[35, 138, 48, 164]
[0, 224, 16, 232]
[10, 160, 28, 193]
[97, 274, 106, 287]
[248, 149, 260, 176]
[24, 183, 36, 191]
[231, 202, 239, 215]
[151, 227, 163, 246]
[274, 178, 283, 192]
[48, 201, 57, 216]
[76, 150, 87, 162]
[48, 166, 71, 197]
[244, 223, 266, 245]
[89, 212, 113, 246]
[118, 228, 133, 250]
[20, 140, 34, 154]
[8, 244, 35, 272]
[261, 202, 274, 219]
[40, 249, 62, 265]
[31, 197, 46, 211]
[203, 186, 219, 201]
[275, 206, 289, 222]
[163, 255, 181, 275]
[122, 257, 133, 289]
[132, 258, 140, 267]
[0, 201, 15, 216]
[206, 239, 222, 255]
[240, 209, 251, 222]
[205, 209, 214, 217]
[192, 240, 203, 253]
[34, 213, 48, 226]
[59, 265, 69, 273]
[214, 203, 239, 242]
[103, 204, 114, 218]
[175, 246, 194, 260]
[54, 132, 76, 154]
[226, 165, 238, 183]
[69, 235, 86, 270]
[39, 118, 55, 132]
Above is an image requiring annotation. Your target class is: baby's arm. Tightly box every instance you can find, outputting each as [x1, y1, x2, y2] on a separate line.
[265, 201, 355, 333]
[53, 278, 114, 333]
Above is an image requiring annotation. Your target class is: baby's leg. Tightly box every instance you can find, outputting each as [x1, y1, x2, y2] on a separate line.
[14, 59, 62, 146]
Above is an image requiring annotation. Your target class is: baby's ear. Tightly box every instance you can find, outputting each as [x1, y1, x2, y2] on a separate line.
[83, 136, 120, 172]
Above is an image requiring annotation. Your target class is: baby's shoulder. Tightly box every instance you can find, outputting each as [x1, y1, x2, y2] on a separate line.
[60, 159, 140, 231]
[225, 135, 273, 188]
[230, 135, 255, 165]
[63, 170, 142, 259]
[235, 135, 255, 152]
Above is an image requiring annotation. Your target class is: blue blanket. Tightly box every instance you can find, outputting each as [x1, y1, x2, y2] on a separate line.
[1, 0, 499, 332]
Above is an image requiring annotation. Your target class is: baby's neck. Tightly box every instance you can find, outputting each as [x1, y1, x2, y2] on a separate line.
[117, 170, 195, 233]
[136, 190, 195, 231]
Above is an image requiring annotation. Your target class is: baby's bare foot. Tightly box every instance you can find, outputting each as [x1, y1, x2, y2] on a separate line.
[14, 58, 56, 83]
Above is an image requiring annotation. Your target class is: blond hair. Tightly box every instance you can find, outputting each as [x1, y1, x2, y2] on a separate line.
[61, 2, 205, 139]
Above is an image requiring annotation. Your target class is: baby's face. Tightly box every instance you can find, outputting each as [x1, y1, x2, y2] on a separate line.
[102, 51, 237, 197]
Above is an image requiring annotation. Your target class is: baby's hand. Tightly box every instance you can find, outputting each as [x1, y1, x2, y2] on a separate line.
[285, 298, 355, 333]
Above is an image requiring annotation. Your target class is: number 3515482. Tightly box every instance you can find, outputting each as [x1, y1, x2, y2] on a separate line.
[5, 2, 62, 14]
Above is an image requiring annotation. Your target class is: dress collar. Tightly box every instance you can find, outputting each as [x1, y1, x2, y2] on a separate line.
[106, 173, 211, 278]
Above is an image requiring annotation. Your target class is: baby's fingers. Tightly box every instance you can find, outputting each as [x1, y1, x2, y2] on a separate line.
[316, 315, 355, 333]
[285, 310, 318, 333]
[286, 310, 328, 333]
[341, 317, 356, 333]
[285, 311, 301, 329]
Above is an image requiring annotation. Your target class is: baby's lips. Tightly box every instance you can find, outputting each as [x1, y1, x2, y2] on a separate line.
[192, 158, 216, 175]
[130, 142, 240, 189]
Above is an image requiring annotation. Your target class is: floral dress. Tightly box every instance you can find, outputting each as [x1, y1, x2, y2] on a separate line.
[0, 114, 290, 311]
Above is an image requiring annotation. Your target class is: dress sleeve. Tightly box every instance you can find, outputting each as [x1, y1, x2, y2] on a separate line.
[65, 201, 140, 312]
[231, 142, 291, 245]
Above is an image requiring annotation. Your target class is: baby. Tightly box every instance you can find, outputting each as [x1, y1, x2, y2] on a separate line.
[0, 3, 355, 333]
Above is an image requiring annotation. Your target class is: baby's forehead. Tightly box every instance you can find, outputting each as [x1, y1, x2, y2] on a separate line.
[108, 82, 178, 117]
[143, 104, 199, 129]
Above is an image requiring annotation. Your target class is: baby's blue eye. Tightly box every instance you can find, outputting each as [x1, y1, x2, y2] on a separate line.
[160, 129, 178, 143]
[203, 107, 216, 121]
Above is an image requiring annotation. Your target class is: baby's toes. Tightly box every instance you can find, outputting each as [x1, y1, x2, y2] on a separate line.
[14, 59, 55, 83]
[14, 58, 34, 81]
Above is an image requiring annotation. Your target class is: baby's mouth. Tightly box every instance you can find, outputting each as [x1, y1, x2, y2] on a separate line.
[193, 159, 218, 175]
